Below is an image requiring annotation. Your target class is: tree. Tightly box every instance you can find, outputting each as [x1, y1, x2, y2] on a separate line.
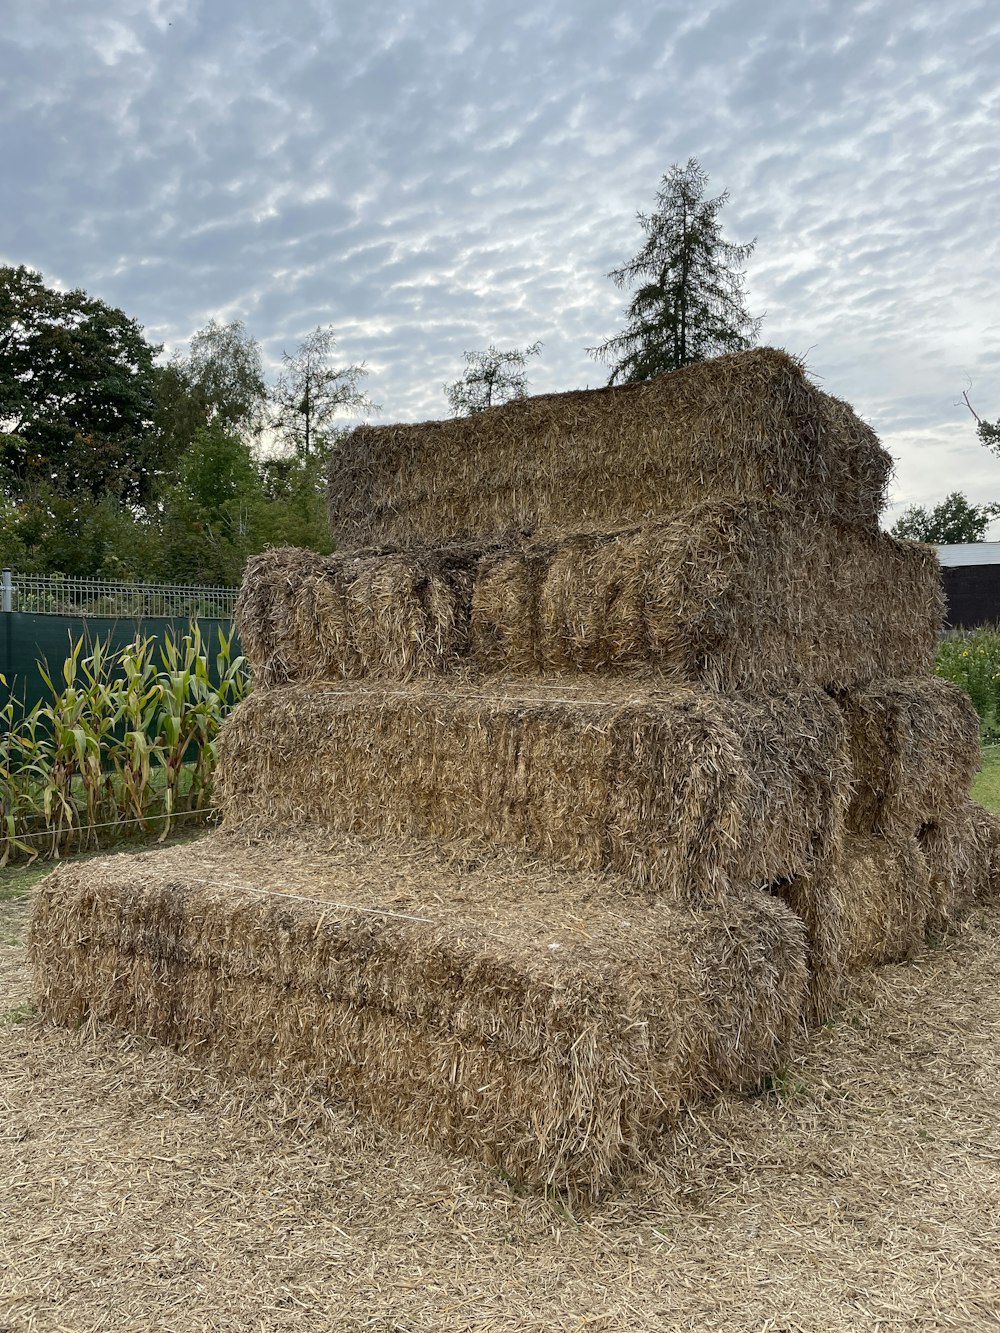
[0, 483, 163, 579]
[962, 388, 1000, 456]
[151, 360, 212, 461]
[890, 492, 1000, 544]
[271, 326, 372, 459]
[444, 341, 542, 415]
[589, 159, 762, 384]
[149, 319, 268, 475]
[184, 319, 268, 438]
[0, 265, 163, 503]
[157, 424, 268, 585]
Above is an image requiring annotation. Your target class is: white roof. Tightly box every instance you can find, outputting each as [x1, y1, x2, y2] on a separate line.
[934, 542, 1000, 567]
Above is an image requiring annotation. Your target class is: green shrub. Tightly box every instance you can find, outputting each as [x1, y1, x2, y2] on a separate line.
[934, 626, 1000, 739]
[0, 625, 249, 864]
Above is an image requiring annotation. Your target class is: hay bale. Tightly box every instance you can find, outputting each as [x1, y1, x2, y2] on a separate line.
[719, 804, 996, 1012]
[473, 512, 939, 692]
[766, 797, 1000, 1009]
[767, 870, 847, 1025]
[29, 831, 809, 1198]
[774, 822, 976, 1005]
[237, 544, 487, 687]
[329, 348, 892, 547]
[834, 678, 981, 837]
[235, 507, 941, 692]
[838, 834, 933, 970]
[920, 799, 1000, 933]
[214, 679, 850, 902]
[965, 801, 1000, 902]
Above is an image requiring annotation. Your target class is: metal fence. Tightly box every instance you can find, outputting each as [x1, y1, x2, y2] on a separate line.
[1, 569, 237, 619]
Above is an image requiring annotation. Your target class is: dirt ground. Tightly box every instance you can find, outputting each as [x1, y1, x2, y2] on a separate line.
[2, 875, 998, 1333]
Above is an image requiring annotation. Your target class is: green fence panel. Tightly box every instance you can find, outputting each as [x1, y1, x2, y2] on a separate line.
[0, 613, 240, 713]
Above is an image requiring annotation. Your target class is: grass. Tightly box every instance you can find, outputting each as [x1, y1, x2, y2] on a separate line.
[972, 745, 1000, 814]
[0, 828, 208, 949]
[0, 860, 49, 936]
[0, 861, 44, 948]
[0, 862, 50, 902]
[1, 1001, 36, 1024]
[750, 1067, 810, 1103]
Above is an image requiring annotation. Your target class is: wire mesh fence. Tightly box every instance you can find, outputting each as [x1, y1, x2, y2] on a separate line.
[1, 570, 237, 619]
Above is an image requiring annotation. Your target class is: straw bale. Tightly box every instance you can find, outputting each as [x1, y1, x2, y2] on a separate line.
[767, 871, 848, 1026]
[832, 803, 1000, 974]
[838, 834, 933, 970]
[237, 544, 487, 687]
[774, 820, 986, 1007]
[235, 507, 940, 692]
[214, 679, 850, 902]
[472, 508, 940, 691]
[834, 678, 981, 836]
[752, 803, 1000, 1011]
[328, 348, 892, 547]
[919, 799, 1000, 934]
[29, 830, 809, 1197]
[965, 800, 1000, 900]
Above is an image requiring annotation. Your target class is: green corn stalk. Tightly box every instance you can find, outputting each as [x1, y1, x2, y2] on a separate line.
[0, 682, 42, 865]
[109, 636, 161, 827]
[2, 623, 250, 862]
[75, 636, 121, 841]
[35, 639, 89, 857]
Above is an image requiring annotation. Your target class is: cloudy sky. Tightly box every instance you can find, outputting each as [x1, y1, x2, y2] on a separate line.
[3, 0, 999, 526]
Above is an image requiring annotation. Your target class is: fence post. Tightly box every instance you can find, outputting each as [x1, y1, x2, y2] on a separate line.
[1, 568, 11, 614]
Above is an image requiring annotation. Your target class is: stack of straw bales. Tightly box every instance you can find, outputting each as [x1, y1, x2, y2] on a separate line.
[31, 347, 1000, 1199]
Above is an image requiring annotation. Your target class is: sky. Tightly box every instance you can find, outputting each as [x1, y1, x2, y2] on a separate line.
[2, 0, 999, 527]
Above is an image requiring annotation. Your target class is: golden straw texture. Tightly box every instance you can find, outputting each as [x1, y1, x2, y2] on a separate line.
[919, 798, 1000, 934]
[214, 679, 851, 902]
[328, 348, 892, 546]
[29, 831, 809, 1198]
[236, 507, 941, 691]
[834, 677, 981, 836]
[32, 335, 1000, 1200]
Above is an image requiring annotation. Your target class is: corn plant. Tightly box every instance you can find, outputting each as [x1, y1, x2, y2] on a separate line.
[0, 626, 250, 864]
[109, 635, 161, 826]
[0, 682, 43, 863]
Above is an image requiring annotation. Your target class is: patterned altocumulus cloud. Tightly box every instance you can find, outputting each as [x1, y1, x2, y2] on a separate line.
[2, 0, 999, 522]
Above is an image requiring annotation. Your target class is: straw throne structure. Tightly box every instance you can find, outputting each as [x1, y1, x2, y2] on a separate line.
[31, 348, 1000, 1199]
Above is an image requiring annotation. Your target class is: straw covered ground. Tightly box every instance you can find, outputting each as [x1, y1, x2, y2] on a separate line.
[214, 678, 853, 902]
[328, 348, 893, 547]
[4, 863, 999, 1330]
[29, 831, 810, 1198]
[236, 505, 941, 692]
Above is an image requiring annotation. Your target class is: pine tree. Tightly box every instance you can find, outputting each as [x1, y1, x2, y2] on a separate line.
[590, 159, 762, 383]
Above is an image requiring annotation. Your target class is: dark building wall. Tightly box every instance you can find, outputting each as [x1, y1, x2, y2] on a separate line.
[942, 565, 1000, 629]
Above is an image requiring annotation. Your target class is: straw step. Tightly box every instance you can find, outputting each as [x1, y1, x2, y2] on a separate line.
[29, 831, 810, 1199]
[236, 505, 941, 691]
[214, 679, 851, 902]
[328, 347, 891, 547]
